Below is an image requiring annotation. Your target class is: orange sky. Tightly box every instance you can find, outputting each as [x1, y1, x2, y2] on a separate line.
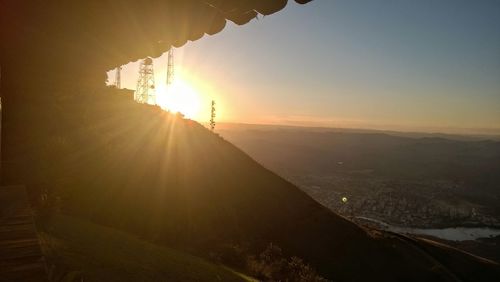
[110, 1, 500, 136]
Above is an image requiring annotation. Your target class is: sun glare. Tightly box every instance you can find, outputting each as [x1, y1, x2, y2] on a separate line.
[156, 78, 201, 119]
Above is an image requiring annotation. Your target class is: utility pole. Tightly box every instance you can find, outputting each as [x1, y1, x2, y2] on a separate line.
[114, 66, 121, 88]
[210, 100, 216, 131]
[135, 57, 156, 105]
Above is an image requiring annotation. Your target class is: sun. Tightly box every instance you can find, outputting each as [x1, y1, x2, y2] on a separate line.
[156, 78, 201, 119]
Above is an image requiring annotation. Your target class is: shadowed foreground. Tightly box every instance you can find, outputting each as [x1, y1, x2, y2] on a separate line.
[39, 215, 253, 282]
[0, 186, 46, 282]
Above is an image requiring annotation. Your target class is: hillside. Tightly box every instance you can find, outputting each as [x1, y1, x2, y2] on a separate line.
[39, 215, 254, 282]
[25, 88, 500, 281]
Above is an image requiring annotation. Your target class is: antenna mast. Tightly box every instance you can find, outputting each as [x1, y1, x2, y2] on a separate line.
[114, 66, 121, 88]
[166, 48, 174, 86]
[210, 100, 216, 131]
[135, 57, 156, 104]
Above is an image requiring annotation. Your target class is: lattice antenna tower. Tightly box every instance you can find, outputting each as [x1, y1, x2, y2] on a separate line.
[114, 66, 121, 88]
[135, 57, 156, 104]
[210, 100, 216, 131]
[166, 48, 174, 86]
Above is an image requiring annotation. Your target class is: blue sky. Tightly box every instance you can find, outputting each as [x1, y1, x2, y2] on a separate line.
[117, 0, 500, 134]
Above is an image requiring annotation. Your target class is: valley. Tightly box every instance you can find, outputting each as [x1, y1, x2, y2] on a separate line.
[218, 123, 500, 250]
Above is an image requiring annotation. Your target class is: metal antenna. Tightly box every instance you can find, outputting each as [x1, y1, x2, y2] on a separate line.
[135, 57, 156, 105]
[114, 66, 121, 88]
[166, 48, 174, 86]
[210, 100, 216, 131]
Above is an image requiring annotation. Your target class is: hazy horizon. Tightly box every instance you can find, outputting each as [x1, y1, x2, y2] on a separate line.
[215, 120, 500, 138]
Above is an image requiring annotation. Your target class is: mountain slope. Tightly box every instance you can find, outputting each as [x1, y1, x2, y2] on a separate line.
[40, 215, 254, 282]
[32, 88, 500, 281]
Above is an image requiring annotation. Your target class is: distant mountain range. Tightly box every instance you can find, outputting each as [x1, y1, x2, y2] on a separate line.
[216, 122, 500, 140]
[218, 122, 500, 198]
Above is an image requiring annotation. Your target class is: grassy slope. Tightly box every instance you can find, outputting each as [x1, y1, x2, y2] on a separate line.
[39, 215, 255, 282]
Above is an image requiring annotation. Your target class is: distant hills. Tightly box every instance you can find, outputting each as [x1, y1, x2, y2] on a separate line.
[218, 123, 500, 199]
[216, 122, 500, 141]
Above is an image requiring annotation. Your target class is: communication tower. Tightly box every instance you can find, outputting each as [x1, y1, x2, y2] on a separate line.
[166, 48, 174, 86]
[210, 100, 216, 131]
[135, 57, 156, 104]
[114, 66, 121, 88]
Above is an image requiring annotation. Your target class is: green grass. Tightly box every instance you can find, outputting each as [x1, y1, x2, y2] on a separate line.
[39, 215, 256, 282]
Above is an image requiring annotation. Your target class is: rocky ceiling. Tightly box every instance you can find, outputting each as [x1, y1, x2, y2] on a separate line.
[0, 0, 313, 75]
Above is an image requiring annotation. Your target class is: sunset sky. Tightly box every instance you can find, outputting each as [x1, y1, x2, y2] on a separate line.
[113, 0, 500, 134]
